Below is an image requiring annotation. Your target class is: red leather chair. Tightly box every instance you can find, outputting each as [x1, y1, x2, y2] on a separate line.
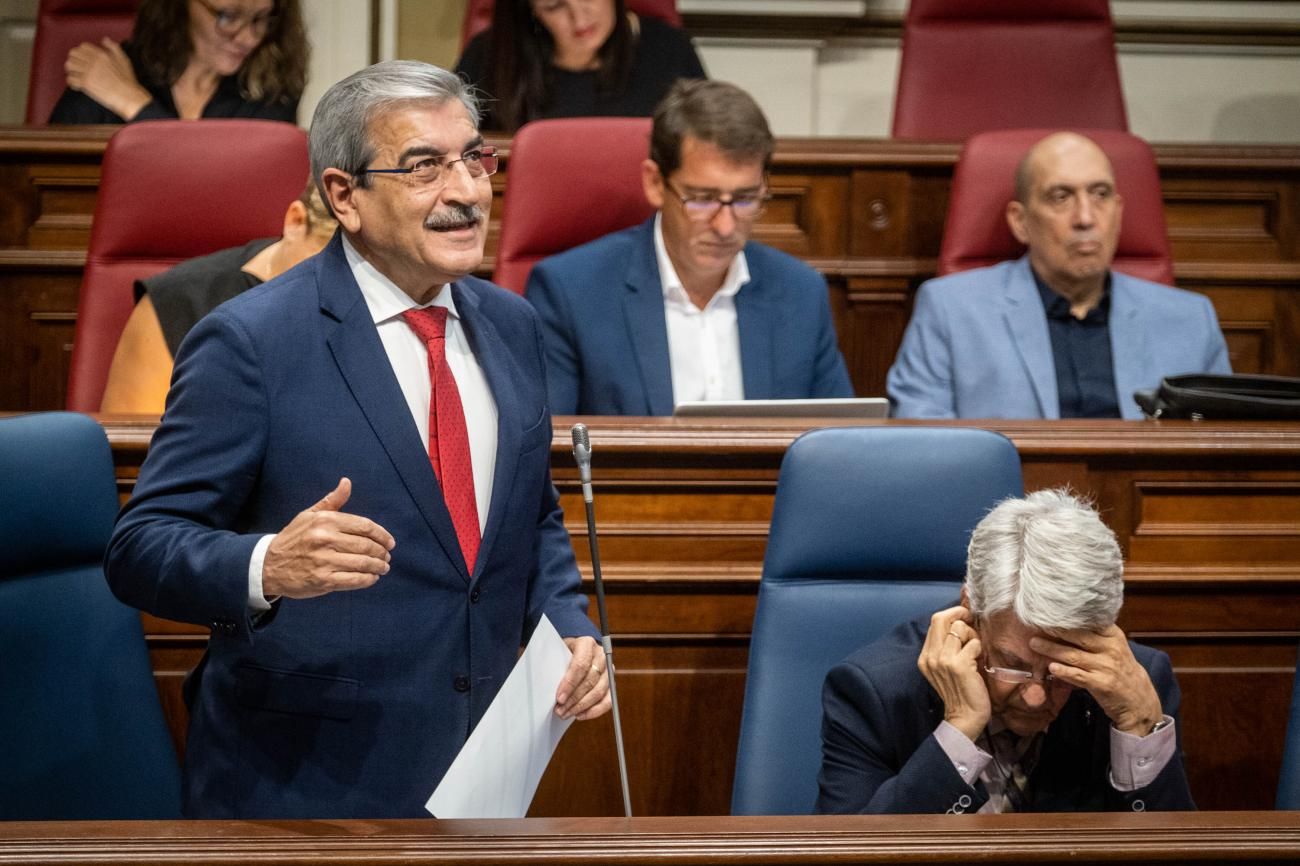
[493, 116, 655, 293]
[66, 120, 308, 412]
[27, 0, 138, 125]
[937, 129, 1173, 286]
[461, 0, 682, 50]
[892, 0, 1127, 140]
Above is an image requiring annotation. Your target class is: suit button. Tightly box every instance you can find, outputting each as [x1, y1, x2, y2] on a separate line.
[957, 794, 972, 808]
[453, 675, 470, 693]
[1131, 799, 1146, 812]
[470, 587, 481, 603]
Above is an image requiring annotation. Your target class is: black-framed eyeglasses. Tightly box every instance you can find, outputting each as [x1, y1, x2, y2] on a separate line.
[193, 0, 280, 38]
[666, 181, 770, 222]
[358, 146, 499, 187]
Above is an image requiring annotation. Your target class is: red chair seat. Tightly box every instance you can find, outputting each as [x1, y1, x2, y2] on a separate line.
[937, 128, 1173, 287]
[492, 116, 655, 293]
[893, 0, 1127, 140]
[66, 120, 309, 411]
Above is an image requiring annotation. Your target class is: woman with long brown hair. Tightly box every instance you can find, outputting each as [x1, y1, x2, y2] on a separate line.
[49, 0, 308, 124]
[455, 0, 705, 132]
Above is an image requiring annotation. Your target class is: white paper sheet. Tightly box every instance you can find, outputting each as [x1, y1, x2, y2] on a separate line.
[425, 614, 574, 818]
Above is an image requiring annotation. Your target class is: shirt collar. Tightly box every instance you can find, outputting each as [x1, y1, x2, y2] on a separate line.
[652, 212, 750, 309]
[342, 233, 459, 324]
[1032, 265, 1111, 324]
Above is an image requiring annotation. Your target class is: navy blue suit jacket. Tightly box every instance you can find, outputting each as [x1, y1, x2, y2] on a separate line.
[816, 617, 1195, 814]
[525, 217, 853, 415]
[105, 233, 597, 818]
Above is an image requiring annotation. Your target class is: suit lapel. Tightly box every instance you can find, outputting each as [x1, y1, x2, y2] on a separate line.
[1002, 258, 1060, 419]
[736, 263, 774, 399]
[1107, 276, 1147, 420]
[317, 236, 471, 582]
[452, 281, 518, 584]
[622, 223, 675, 415]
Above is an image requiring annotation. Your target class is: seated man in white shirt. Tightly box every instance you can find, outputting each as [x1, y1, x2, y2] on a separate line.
[525, 78, 852, 415]
[816, 489, 1195, 814]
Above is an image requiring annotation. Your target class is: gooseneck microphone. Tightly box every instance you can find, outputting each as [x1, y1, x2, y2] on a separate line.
[570, 423, 633, 818]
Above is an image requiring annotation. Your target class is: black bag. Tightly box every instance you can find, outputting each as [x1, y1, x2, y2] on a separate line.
[1134, 374, 1300, 420]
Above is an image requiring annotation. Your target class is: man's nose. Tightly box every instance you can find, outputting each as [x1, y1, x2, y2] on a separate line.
[1020, 682, 1048, 708]
[1073, 193, 1096, 229]
[710, 202, 738, 237]
[441, 160, 479, 203]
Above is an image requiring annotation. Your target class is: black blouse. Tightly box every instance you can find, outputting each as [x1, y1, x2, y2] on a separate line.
[135, 238, 274, 356]
[48, 42, 298, 125]
[454, 16, 706, 131]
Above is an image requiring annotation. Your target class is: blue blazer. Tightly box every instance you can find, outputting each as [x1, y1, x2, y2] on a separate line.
[525, 217, 854, 415]
[816, 617, 1195, 814]
[887, 257, 1231, 419]
[105, 234, 596, 819]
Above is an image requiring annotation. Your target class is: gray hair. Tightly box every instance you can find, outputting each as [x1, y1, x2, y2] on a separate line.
[964, 489, 1123, 631]
[309, 60, 480, 198]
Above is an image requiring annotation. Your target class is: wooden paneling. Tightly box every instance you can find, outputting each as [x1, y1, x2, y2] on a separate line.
[4, 812, 1300, 865]
[3, 129, 1297, 411]
[98, 416, 1300, 817]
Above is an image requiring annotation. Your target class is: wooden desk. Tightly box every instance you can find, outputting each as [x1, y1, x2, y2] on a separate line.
[3, 127, 1297, 410]
[99, 416, 1300, 816]
[2, 813, 1299, 864]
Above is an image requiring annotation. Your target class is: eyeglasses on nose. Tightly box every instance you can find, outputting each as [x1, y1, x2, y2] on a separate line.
[983, 664, 1061, 686]
[194, 0, 280, 38]
[357, 147, 500, 187]
[667, 181, 770, 222]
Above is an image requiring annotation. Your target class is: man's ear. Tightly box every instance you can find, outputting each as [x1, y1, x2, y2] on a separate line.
[281, 200, 308, 241]
[1006, 200, 1029, 245]
[641, 158, 665, 210]
[321, 168, 361, 234]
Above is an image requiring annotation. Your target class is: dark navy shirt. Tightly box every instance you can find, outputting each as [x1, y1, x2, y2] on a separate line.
[1033, 269, 1121, 418]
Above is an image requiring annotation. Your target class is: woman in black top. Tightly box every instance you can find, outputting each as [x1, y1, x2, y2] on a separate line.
[455, 0, 706, 133]
[48, 0, 307, 124]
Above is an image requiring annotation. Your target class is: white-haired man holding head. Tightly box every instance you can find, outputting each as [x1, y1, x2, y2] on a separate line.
[816, 489, 1194, 814]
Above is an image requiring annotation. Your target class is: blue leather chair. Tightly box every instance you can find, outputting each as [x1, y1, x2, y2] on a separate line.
[1278, 646, 1300, 809]
[0, 412, 181, 819]
[730, 426, 1023, 815]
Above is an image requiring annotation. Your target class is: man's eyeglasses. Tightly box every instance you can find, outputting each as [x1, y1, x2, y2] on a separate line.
[983, 664, 1060, 686]
[194, 0, 280, 38]
[666, 181, 769, 222]
[358, 147, 499, 187]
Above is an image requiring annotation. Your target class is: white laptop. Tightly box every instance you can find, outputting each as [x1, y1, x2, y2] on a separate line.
[672, 398, 890, 418]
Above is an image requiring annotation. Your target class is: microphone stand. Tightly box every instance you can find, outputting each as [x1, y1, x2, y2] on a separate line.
[571, 423, 633, 818]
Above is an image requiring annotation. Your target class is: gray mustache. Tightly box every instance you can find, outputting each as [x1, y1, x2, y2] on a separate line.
[424, 204, 485, 231]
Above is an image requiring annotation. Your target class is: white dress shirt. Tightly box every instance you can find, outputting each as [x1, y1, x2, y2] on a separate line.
[248, 236, 499, 608]
[653, 213, 750, 407]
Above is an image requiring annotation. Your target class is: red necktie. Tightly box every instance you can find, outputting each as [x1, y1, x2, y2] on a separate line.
[401, 306, 480, 573]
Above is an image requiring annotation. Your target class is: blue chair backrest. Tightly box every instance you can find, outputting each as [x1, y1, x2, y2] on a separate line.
[1278, 643, 1300, 809]
[0, 412, 181, 819]
[730, 426, 1023, 815]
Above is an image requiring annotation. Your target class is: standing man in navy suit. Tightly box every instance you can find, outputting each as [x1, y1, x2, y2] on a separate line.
[106, 61, 609, 818]
[526, 79, 853, 415]
[817, 490, 1195, 814]
[887, 132, 1230, 419]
